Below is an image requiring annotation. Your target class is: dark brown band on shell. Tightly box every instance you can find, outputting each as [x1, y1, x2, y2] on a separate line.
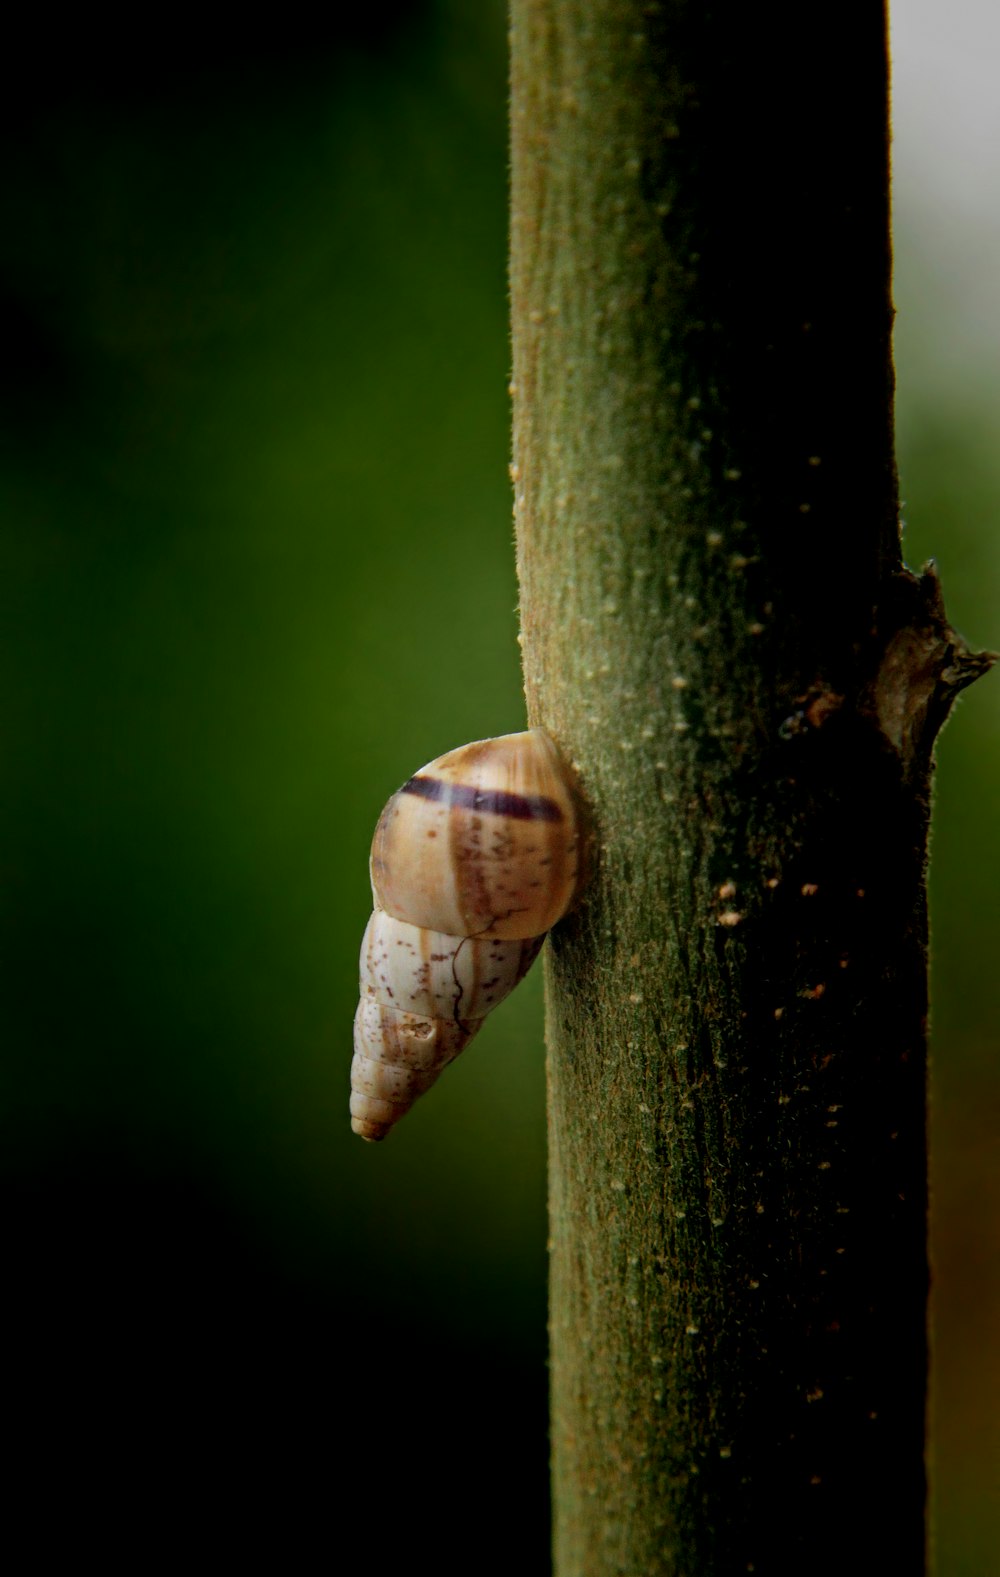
[400, 775, 565, 822]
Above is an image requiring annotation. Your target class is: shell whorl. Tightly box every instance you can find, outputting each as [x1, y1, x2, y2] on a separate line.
[351, 729, 584, 1142]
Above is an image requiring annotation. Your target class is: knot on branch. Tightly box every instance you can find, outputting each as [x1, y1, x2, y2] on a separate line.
[864, 562, 996, 776]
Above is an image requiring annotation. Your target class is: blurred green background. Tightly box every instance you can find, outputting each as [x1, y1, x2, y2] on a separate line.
[2, 3, 995, 1568]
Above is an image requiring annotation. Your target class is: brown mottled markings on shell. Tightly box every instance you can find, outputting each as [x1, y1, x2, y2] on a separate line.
[354, 733, 588, 1139]
[418, 921, 433, 1013]
[448, 931, 476, 1027]
[453, 811, 492, 938]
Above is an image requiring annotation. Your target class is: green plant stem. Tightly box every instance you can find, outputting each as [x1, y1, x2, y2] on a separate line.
[510, 3, 993, 1571]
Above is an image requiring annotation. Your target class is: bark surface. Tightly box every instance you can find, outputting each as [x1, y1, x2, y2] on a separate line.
[509, 3, 993, 1572]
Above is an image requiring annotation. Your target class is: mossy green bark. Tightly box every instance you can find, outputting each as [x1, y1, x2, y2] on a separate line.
[510, 3, 993, 1571]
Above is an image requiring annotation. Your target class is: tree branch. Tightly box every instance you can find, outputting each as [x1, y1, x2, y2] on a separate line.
[509, 3, 993, 1572]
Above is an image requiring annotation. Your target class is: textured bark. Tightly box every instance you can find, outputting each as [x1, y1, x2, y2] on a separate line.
[509, 3, 994, 1573]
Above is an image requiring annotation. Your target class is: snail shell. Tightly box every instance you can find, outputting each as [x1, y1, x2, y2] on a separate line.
[351, 728, 585, 1141]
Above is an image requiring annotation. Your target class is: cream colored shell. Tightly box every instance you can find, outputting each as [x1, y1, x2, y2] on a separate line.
[351, 729, 585, 1142]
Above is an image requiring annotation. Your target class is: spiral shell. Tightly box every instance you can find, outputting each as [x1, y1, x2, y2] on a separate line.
[350, 729, 585, 1141]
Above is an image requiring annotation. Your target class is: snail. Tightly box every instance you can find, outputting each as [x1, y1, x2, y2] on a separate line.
[350, 728, 586, 1141]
